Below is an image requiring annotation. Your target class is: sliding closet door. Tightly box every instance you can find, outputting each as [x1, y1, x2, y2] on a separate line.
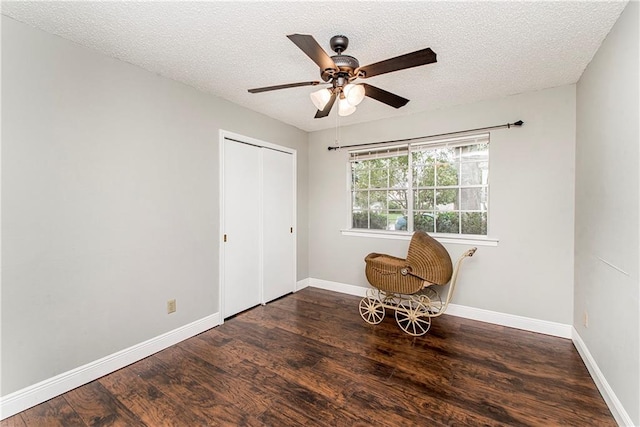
[262, 148, 295, 303]
[222, 139, 261, 318]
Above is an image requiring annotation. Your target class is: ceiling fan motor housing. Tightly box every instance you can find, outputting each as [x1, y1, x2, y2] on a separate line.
[321, 54, 359, 81]
[320, 35, 360, 82]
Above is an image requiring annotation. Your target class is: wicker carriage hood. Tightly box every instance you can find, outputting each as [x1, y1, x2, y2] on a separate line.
[406, 231, 453, 285]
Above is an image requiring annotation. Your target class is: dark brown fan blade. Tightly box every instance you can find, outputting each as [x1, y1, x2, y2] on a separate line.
[358, 47, 437, 79]
[287, 34, 337, 71]
[314, 92, 337, 118]
[248, 81, 322, 93]
[362, 84, 409, 108]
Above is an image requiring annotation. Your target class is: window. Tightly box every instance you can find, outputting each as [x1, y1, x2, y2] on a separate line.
[350, 134, 489, 236]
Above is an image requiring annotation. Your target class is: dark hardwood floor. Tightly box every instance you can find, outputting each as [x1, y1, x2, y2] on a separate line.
[1, 287, 615, 426]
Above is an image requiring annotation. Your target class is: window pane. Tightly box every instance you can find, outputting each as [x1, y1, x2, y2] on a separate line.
[435, 188, 458, 210]
[414, 165, 435, 187]
[388, 211, 406, 230]
[369, 167, 389, 188]
[393, 213, 408, 230]
[369, 190, 387, 210]
[412, 150, 435, 187]
[352, 211, 368, 229]
[352, 191, 368, 210]
[352, 211, 389, 229]
[389, 155, 409, 187]
[414, 212, 435, 233]
[388, 190, 408, 210]
[461, 212, 487, 235]
[461, 143, 489, 161]
[412, 149, 436, 165]
[367, 158, 389, 168]
[369, 212, 388, 229]
[436, 212, 460, 233]
[435, 147, 459, 186]
[460, 187, 485, 210]
[352, 164, 370, 189]
[436, 163, 459, 186]
[461, 161, 488, 186]
[414, 189, 434, 210]
[390, 166, 408, 188]
[434, 146, 459, 161]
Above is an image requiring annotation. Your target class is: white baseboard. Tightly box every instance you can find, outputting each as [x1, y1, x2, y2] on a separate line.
[572, 328, 634, 426]
[0, 313, 221, 420]
[445, 303, 572, 338]
[295, 278, 310, 292]
[308, 277, 571, 338]
[309, 278, 368, 297]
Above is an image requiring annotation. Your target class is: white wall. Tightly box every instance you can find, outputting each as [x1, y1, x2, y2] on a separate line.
[575, 1, 640, 424]
[308, 85, 576, 325]
[1, 16, 308, 395]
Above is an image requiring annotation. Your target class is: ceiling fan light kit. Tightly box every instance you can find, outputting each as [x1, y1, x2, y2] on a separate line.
[344, 83, 365, 106]
[248, 34, 437, 119]
[310, 88, 333, 110]
[338, 96, 357, 117]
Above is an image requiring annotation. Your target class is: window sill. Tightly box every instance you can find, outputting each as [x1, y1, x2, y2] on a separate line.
[340, 229, 499, 247]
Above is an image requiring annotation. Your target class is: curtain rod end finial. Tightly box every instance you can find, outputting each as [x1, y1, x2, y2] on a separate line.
[514, 120, 524, 126]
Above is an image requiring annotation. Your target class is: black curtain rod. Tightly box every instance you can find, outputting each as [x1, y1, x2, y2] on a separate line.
[327, 120, 524, 151]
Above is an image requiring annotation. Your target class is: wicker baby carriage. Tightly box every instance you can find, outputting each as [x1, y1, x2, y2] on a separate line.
[360, 231, 476, 336]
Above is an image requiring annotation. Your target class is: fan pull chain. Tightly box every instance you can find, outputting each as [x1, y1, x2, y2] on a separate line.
[334, 104, 340, 146]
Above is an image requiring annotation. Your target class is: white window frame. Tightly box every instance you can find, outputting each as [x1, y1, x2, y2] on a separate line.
[342, 133, 498, 246]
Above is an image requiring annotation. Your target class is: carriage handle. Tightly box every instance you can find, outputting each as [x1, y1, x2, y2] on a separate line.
[427, 247, 477, 318]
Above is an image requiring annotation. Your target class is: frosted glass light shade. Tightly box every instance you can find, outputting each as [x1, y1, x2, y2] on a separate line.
[343, 84, 365, 106]
[310, 88, 332, 110]
[338, 97, 357, 116]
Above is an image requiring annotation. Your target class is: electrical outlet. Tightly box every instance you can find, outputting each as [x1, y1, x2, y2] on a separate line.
[167, 299, 176, 314]
[583, 310, 588, 328]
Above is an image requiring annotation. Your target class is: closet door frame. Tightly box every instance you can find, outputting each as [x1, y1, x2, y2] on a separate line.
[218, 130, 297, 323]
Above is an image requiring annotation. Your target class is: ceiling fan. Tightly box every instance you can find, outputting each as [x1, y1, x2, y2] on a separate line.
[248, 34, 437, 119]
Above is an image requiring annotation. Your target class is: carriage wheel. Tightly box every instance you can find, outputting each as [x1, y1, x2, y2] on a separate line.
[382, 291, 402, 308]
[359, 297, 385, 324]
[420, 287, 443, 314]
[395, 300, 431, 336]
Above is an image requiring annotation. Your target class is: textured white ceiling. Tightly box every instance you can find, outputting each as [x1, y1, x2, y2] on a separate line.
[1, 1, 628, 132]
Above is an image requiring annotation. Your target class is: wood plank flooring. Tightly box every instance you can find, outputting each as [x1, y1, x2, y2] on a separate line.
[1, 287, 615, 426]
